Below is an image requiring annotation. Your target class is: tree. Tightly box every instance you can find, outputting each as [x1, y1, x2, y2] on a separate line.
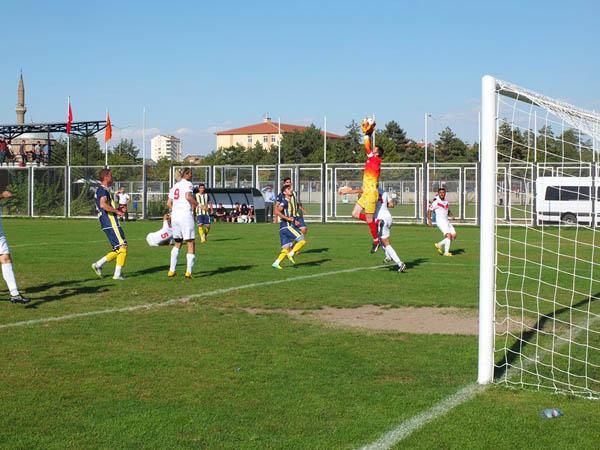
[434, 127, 468, 162]
[381, 121, 408, 148]
[50, 136, 104, 166]
[108, 139, 141, 165]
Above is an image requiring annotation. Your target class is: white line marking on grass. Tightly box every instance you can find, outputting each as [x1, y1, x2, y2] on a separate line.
[358, 383, 485, 450]
[0, 264, 390, 330]
[359, 300, 600, 449]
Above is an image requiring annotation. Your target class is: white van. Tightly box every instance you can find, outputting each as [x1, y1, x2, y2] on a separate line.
[536, 176, 598, 225]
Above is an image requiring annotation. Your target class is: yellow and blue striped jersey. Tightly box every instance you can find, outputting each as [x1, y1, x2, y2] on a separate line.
[95, 185, 120, 230]
[195, 192, 210, 216]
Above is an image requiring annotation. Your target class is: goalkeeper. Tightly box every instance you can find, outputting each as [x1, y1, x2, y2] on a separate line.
[348, 118, 383, 253]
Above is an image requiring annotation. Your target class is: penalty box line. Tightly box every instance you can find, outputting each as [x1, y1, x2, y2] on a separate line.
[0, 264, 390, 331]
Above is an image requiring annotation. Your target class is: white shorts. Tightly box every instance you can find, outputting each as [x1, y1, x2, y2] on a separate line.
[0, 234, 9, 254]
[171, 215, 195, 241]
[437, 219, 456, 236]
[379, 216, 392, 240]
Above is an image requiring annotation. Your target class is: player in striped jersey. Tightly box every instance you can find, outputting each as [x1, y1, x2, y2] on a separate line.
[91, 169, 128, 280]
[272, 184, 306, 269]
[195, 183, 213, 243]
[282, 177, 308, 235]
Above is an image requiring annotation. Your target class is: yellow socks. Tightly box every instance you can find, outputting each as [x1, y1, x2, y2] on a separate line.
[290, 240, 306, 256]
[276, 248, 289, 263]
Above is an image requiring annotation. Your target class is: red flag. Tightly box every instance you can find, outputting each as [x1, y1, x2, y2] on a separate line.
[105, 110, 112, 142]
[67, 98, 73, 134]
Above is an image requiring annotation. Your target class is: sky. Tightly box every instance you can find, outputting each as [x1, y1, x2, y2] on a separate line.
[1, 0, 599, 158]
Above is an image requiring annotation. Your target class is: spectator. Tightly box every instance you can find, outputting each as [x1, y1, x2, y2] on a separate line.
[215, 203, 227, 222]
[240, 203, 249, 223]
[228, 202, 241, 223]
[18, 140, 26, 167]
[248, 205, 255, 223]
[43, 143, 50, 165]
[34, 141, 42, 166]
[0, 139, 6, 166]
[117, 187, 130, 221]
[6, 142, 15, 165]
[262, 185, 276, 222]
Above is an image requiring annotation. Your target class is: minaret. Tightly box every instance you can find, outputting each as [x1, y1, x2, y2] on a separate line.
[16, 72, 26, 125]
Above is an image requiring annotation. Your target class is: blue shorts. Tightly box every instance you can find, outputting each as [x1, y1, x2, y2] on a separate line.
[103, 226, 127, 250]
[295, 217, 307, 228]
[197, 215, 211, 225]
[280, 224, 304, 247]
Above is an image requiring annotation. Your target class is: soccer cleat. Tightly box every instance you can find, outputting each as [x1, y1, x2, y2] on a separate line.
[272, 262, 283, 270]
[112, 275, 126, 280]
[184, 272, 192, 279]
[167, 271, 177, 277]
[370, 240, 380, 254]
[286, 253, 296, 264]
[397, 262, 406, 273]
[91, 263, 102, 278]
[434, 243, 444, 255]
[443, 252, 453, 257]
[9, 294, 29, 304]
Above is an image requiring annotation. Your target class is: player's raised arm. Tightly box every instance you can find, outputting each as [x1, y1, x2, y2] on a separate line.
[361, 118, 376, 155]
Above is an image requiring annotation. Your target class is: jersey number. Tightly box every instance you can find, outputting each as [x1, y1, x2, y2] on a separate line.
[173, 188, 180, 200]
[160, 232, 169, 239]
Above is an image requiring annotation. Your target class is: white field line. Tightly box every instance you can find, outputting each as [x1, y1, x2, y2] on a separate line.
[358, 383, 484, 450]
[0, 264, 390, 330]
[357, 301, 599, 449]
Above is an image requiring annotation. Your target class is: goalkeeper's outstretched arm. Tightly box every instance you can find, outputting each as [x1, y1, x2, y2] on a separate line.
[361, 118, 376, 155]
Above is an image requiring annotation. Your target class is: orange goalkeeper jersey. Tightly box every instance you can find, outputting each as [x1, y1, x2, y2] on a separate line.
[362, 154, 382, 191]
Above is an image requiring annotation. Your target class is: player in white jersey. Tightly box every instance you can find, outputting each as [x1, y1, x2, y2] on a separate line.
[339, 186, 405, 273]
[167, 168, 198, 278]
[427, 187, 456, 256]
[146, 214, 173, 246]
[0, 190, 28, 303]
[376, 191, 406, 273]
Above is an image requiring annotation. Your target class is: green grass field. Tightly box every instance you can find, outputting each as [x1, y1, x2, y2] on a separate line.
[0, 219, 598, 449]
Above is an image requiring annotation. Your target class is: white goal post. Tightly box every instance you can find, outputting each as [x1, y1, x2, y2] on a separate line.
[478, 75, 600, 398]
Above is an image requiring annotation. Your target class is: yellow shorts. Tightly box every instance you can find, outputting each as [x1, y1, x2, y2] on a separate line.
[357, 190, 379, 214]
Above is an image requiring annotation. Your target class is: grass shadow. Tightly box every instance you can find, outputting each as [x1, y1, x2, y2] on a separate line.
[211, 238, 241, 242]
[293, 258, 332, 268]
[452, 248, 466, 255]
[493, 292, 600, 380]
[301, 248, 329, 255]
[197, 264, 256, 277]
[23, 284, 112, 309]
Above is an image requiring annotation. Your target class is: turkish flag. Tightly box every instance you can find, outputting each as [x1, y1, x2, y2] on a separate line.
[67, 99, 73, 134]
[105, 110, 112, 142]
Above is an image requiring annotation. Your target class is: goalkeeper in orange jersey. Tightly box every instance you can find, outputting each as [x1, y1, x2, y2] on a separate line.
[348, 117, 384, 253]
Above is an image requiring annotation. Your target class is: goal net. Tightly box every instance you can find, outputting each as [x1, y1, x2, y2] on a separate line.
[478, 76, 600, 399]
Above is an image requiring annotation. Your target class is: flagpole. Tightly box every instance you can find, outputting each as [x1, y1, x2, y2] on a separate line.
[323, 115, 327, 163]
[67, 96, 71, 166]
[105, 108, 109, 168]
[142, 107, 146, 166]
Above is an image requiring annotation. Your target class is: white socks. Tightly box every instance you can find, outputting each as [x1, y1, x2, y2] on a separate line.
[95, 256, 107, 268]
[114, 265, 122, 278]
[384, 245, 402, 266]
[186, 253, 195, 274]
[170, 247, 180, 272]
[439, 238, 451, 254]
[2, 263, 19, 296]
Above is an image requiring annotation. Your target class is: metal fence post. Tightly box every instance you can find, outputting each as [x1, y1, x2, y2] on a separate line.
[321, 163, 326, 223]
[142, 164, 148, 220]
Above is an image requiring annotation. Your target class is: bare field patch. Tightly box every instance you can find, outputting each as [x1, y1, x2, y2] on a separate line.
[245, 305, 479, 335]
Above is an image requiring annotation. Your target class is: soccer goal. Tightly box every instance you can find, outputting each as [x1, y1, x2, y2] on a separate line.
[478, 75, 600, 399]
